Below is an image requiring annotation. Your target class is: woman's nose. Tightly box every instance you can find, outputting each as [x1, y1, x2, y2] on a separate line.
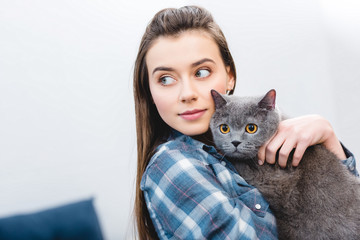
[179, 78, 198, 103]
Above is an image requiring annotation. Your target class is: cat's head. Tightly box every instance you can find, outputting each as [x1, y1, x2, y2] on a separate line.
[210, 89, 281, 161]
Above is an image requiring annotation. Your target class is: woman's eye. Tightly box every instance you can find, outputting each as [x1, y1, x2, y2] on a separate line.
[245, 124, 258, 134]
[195, 69, 210, 78]
[159, 76, 176, 86]
[219, 124, 230, 134]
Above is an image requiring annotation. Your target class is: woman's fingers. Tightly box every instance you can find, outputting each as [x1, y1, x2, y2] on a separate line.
[265, 135, 285, 165]
[258, 115, 321, 167]
[292, 142, 308, 167]
[276, 139, 296, 168]
[258, 114, 347, 168]
[258, 133, 279, 165]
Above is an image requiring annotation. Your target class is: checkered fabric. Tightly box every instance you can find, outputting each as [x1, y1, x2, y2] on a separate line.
[141, 131, 358, 239]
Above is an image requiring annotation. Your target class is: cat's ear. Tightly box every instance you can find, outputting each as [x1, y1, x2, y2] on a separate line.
[258, 89, 276, 110]
[211, 89, 227, 109]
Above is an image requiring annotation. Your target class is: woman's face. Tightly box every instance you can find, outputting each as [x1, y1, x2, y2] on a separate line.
[146, 30, 235, 136]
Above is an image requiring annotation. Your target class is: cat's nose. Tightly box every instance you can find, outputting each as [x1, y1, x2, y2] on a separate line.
[231, 141, 241, 147]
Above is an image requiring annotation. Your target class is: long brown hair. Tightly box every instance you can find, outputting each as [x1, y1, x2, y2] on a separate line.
[133, 6, 237, 239]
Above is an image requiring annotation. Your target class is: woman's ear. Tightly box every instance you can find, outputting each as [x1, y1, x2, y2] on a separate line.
[226, 66, 235, 91]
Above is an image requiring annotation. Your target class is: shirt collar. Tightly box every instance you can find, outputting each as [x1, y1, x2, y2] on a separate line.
[169, 130, 226, 164]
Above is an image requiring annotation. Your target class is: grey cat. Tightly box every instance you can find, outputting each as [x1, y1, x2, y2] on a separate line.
[210, 89, 360, 240]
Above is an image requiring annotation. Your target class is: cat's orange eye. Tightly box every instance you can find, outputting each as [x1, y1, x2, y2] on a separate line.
[219, 124, 230, 134]
[245, 124, 258, 134]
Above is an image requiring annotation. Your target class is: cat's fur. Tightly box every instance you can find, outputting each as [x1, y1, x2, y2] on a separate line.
[210, 89, 360, 240]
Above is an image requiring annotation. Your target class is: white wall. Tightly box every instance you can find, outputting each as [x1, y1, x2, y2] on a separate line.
[0, 1, 359, 239]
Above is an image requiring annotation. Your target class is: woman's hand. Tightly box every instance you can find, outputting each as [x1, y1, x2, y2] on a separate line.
[257, 114, 346, 168]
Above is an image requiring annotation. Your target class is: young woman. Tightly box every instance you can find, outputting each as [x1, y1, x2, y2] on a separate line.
[133, 6, 357, 239]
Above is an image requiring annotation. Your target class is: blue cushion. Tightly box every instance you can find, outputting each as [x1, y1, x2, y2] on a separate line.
[0, 198, 103, 240]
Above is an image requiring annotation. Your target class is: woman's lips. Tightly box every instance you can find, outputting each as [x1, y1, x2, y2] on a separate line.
[179, 109, 206, 121]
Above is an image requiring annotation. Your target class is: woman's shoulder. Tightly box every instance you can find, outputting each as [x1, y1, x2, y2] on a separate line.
[141, 134, 219, 189]
[148, 134, 207, 170]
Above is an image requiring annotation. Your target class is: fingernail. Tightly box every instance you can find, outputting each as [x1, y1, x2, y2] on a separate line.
[258, 160, 263, 165]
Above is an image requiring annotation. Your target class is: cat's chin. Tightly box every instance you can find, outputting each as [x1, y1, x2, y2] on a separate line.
[226, 151, 257, 161]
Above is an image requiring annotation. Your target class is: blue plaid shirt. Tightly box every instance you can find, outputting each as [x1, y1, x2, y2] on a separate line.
[141, 132, 358, 239]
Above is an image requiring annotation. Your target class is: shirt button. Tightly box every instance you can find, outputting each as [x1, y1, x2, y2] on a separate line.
[255, 204, 261, 210]
[350, 165, 355, 171]
[221, 161, 226, 166]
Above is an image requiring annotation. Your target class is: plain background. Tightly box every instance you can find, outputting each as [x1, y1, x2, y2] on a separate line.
[0, 0, 359, 239]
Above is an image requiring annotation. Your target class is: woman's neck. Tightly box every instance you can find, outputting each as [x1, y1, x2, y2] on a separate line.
[192, 129, 215, 147]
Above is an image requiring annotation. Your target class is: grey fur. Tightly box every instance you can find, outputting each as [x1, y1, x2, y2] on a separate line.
[210, 89, 360, 240]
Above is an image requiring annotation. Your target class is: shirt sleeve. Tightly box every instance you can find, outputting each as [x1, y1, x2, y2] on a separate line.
[141, 147, 277, 240]
[341, 143, 359, 177]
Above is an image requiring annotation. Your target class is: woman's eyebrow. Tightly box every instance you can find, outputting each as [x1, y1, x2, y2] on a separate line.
[191, 58, 215, 67]
[151, 58, 215, 76]
[152, 66, 174, 76]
